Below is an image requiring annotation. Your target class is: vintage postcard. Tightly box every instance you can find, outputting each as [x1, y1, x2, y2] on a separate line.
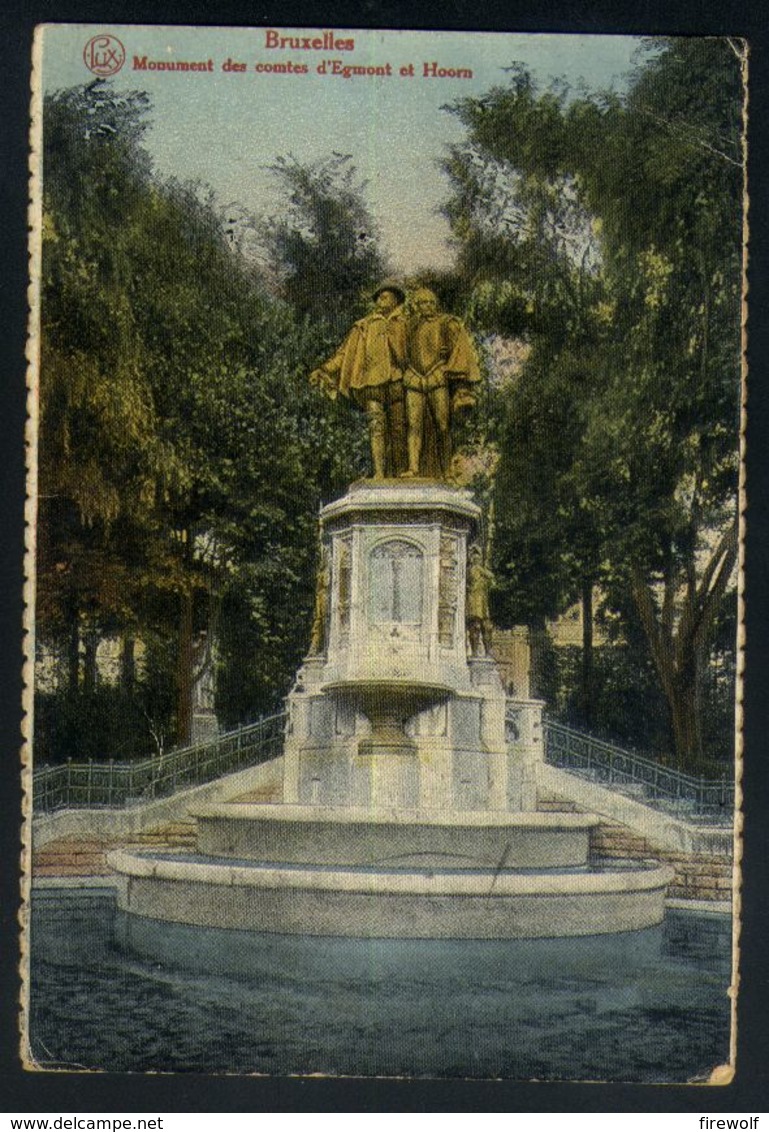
[23, 24, 745, 1082]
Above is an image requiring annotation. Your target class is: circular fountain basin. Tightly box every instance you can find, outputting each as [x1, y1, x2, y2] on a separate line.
[191, 804, 598, 869]
[322, 679, 453, 700]
[108, 845, 674, 940]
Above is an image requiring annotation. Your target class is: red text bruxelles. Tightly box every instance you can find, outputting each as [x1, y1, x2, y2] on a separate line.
[264, 29, 355, 51]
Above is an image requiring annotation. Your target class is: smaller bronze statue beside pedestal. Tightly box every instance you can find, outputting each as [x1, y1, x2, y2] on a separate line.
[466, 543, 494, 657]
[308, 546, 331, 656]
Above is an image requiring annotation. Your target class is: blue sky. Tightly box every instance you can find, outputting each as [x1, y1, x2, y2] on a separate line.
[40, 25, 647, 272]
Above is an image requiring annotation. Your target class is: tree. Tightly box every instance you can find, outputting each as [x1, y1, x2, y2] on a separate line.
[260, 153, 389, 336]
[40, 82, 191, 714]
[442, 39, 744, 767]
[441, 70, 610, 728]
[38, 81, 369, 757]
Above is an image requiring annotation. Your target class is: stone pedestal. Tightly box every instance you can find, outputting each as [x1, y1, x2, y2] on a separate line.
[110, 483, 674, 941]
[283, 481, 537, 812]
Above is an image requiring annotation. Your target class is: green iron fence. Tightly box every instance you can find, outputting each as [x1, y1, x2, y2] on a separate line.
[33, 704, 733, 824]
[541, 717, 734, 824]
[33, 712, 288, 813]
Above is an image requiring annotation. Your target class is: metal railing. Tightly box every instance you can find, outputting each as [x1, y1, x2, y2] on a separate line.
[33, 712, 288, 814]
[34, 703, 733, 823]
[542, 718, 733, 823]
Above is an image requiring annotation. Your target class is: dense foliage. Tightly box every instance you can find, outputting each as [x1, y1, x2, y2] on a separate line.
[259, 153, 389, 338]
[37, 80, 369, 760]
[443, 38, 743, 767]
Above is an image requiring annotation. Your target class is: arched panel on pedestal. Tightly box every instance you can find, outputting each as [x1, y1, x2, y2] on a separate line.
[367, 538, 425, 626]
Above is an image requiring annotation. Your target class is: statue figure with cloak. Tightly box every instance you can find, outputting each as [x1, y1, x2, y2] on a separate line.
[466, 543, 494, 657]
[401, 288, 482, 480]
[309, 283, 408, 478]
[309, 284, 482, 482]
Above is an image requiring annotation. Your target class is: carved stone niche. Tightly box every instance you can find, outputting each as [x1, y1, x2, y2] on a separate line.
[319, 481, 478, 692]
[369, 539, 424, 626]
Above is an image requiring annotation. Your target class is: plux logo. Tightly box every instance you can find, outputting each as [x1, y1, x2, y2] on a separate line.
[83, 34, 126, 76]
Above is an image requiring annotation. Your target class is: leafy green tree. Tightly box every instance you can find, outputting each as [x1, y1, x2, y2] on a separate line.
[38, 81, 368, 757]
[40, 81, 191, 725]
[441, 72, 610, 727]
[491, 346, 606, 728]
[260, 153, 389, 336]
[443, 38, 743, 767]
[572, 39, 742, 766]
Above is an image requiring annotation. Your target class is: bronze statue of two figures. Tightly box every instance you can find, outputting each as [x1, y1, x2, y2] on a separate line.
[310, 285, 481, 481]
[310, 284, 492, 658]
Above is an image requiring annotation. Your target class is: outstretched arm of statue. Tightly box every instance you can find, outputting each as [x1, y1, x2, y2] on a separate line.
[310, 323, 362, 400]
[309, 367, 339, 400]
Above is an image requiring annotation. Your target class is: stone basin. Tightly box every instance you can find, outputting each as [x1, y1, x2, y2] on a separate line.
[321, 678, 453, 757]
[190, 803, 599, 869]
[108, 846, 674, 940]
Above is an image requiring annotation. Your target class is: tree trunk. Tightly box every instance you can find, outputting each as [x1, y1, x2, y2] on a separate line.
[580, 578, 594, 730]
[629, 534, 736, 770]
[176, 589, 194, 748]
[67, 602, 80, 693]
[120, 635, 136, 694]
[82, 629, 98, 695]
[527, 620, 552, 703]
[668, 658, 704, 770]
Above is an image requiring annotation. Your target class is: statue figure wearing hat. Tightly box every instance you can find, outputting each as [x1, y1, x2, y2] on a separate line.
[310, 283, 408, 479]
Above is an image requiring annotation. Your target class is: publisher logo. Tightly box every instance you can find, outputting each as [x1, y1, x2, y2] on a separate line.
[83, 34, 126, 76]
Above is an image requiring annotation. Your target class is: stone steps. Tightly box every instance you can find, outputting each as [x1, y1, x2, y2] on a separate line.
[33, 820, 198, 879]
[537, 793, 733, 904]
[228, 784, 282, 804]
[536, 795, 579, 813]
[592, 822, 732, 902]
